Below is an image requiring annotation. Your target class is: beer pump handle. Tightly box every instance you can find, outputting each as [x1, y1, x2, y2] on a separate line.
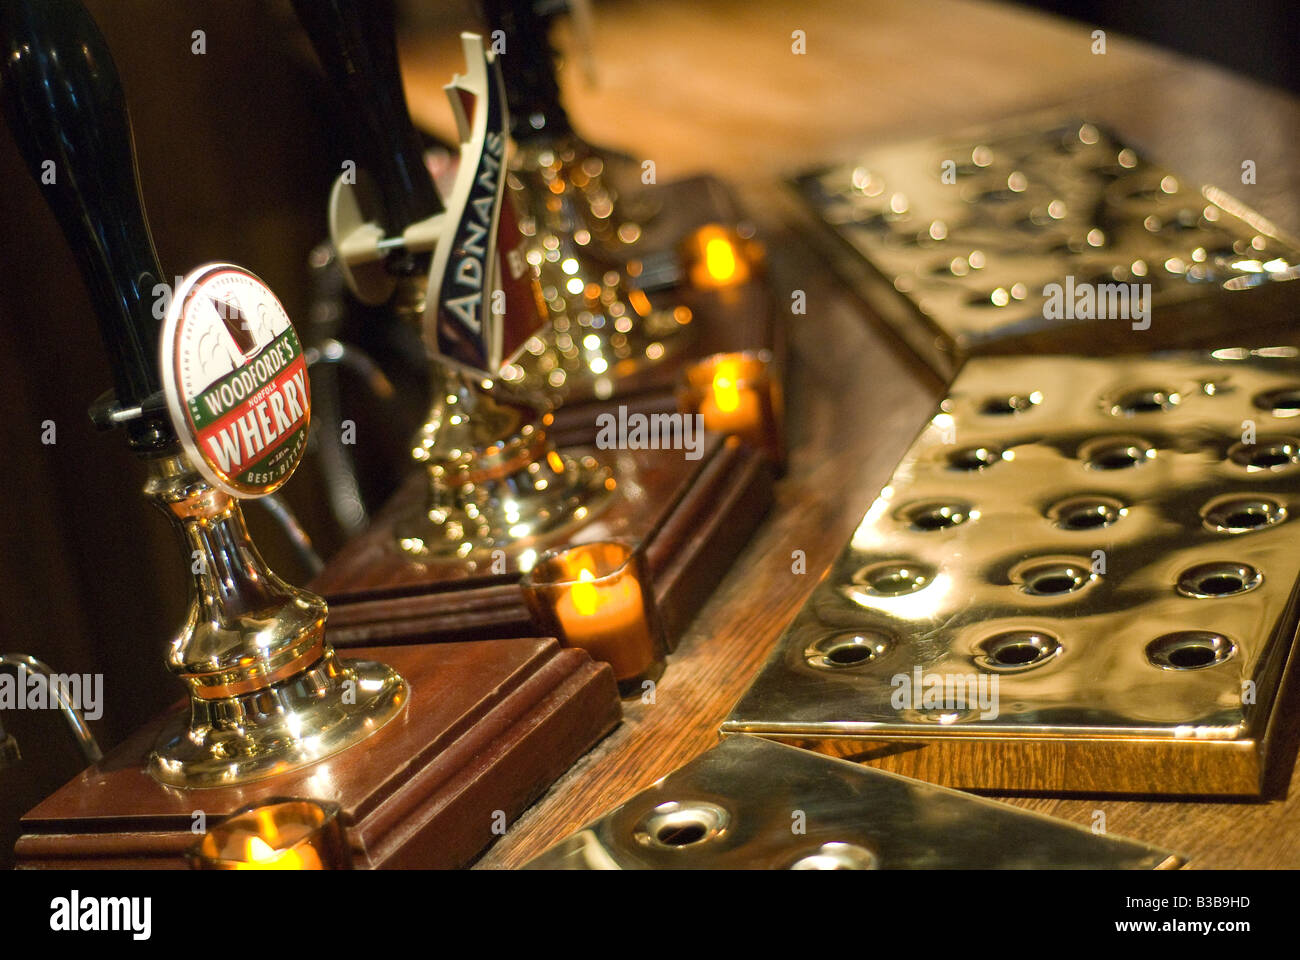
[0, 0, 173, 451]
[291, 0, 444, 238]
[482, 0, 573, 143]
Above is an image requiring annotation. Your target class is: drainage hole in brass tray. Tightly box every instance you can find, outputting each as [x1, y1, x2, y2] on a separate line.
[1253, 386, 1300, 418]
[975, 631, 1062, 672]
[1146, 632, 1237, 670]
[634, 801, 729, 849]
[900, 706, 983, 724]
[1081, 437, 1154, 470]
[902, 500, 975, 531]
[948, 446, 1003, 471]
[979, 392, 1042, 416]
[976, 188, 1021, 204]
[1176, 562, 1262, 598]
[851, 561, 935, 596]
[1014, 559, 1096, 596]
[1049, 495, 1126, 530]
[1107, 387, 1180, 416]
[805, 631, 892, 670]
[1202, 497, 1287, 533]
[788, 842, 881, 870]
[1228, 438, 1300, 471]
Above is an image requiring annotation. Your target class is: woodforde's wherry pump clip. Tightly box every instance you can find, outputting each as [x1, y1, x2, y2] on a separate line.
[0, 0, 405, 789]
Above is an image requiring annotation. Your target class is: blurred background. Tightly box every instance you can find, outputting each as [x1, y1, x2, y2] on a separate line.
[0, 0, 1294, 760]
[1022, 0, 1298, 94]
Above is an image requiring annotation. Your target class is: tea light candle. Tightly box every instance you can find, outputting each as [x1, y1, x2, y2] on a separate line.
[233, 832, 323, 871]
[188, 799, 347, 870]
[699, 357, 763, 438]
[554, 567, 656, 681]
[684, 224, 758, 289]
[682, 351, 781, 461]
[522, 541, 667, 697]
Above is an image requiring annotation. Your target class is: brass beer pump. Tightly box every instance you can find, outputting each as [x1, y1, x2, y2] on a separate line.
[483, 0, 692, 399]
[0, 0, 405, 788]
[296, 5, 777, 651]
[294, 1, 610, 562]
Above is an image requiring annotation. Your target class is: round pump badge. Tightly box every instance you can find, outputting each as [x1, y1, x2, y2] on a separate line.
[161, 263, 310, 498]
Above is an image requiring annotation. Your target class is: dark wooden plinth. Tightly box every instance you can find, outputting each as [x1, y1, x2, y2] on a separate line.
[15, 639, 620, 869]
[313, 434, 773, 649]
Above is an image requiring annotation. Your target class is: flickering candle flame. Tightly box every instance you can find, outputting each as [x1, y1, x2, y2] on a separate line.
[705, 236, 738, 283]
[245, 836, 278, 863]
[188, 799, 344, 870]
[683, 351, 781, 461]
[712, 361, 744, 414]
[702, 364, 760, 434]
[220, 816, 325, 870]
[572, 568, 600, 616]
[685, 224, 756, 289]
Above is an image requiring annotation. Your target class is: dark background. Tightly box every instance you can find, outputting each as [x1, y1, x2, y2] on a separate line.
[0, 0, 1294, 782]
[1020, 0, 1298, 93]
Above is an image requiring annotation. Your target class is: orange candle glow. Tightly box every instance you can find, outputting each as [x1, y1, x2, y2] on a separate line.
[521, 541, 666, 697]
[234, 832, 324, 871]
[554, 566, 656, 682]
[188, 799, 345, 870]
[705, 236, 738, 283]
[699, 358, 763, 437]
[685, 224, 756, 289]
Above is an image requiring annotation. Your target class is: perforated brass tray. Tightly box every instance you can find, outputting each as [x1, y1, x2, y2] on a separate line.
[794, 116, 1300, 379]
[524, 736, 1181, 869]
[723, 350, 1300, 795]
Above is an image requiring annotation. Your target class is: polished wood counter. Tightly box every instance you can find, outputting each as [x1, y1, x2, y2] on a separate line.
[399, 0, 1300, 868]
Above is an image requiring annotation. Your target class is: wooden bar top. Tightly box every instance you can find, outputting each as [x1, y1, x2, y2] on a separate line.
[395, 0, 1300, 868]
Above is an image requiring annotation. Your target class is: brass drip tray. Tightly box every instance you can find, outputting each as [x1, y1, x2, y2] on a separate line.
[723, 350, 1300, 795]
[523, 736, 1181, 868]
[794, 115, 1300, 379]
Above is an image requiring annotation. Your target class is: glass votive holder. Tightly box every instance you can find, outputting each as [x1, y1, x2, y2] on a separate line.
[187, 798, 350, 870]
[680, 349, 782, 461]
[521, 540, 666, 698]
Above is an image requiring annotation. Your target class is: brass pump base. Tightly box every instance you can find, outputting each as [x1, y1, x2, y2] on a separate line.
[149, 653, 406, 788]
[396, 363, 613, 560]
[143, 452, 407, 789]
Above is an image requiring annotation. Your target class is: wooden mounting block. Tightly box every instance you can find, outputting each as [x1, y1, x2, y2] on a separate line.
[313, 433, 773, 650]
[16, 639, 620, 869]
